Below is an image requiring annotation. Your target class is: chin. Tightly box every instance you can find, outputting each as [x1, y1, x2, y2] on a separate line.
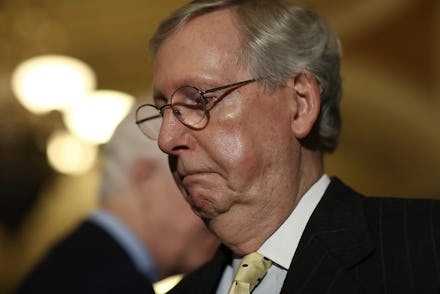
[188, 197, 217, 220]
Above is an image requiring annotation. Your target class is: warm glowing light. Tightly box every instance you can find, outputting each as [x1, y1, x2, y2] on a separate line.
[63, 90, 134, 144]
[153, 275, 183, 294]
[47, 130, 98, 175]
[11, 55, 96, 114]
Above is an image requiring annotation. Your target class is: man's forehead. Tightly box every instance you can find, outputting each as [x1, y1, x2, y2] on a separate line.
[153, 9, 245, 92]
[155, 8, 241, 61]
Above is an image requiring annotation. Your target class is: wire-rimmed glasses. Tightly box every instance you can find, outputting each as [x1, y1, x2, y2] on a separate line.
[135, 78, 258, 140]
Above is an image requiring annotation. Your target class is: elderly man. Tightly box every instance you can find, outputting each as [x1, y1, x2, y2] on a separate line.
[135, 0, 440, 293]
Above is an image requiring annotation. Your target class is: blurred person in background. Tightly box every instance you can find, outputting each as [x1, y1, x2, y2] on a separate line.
[16, 108, 219, 294]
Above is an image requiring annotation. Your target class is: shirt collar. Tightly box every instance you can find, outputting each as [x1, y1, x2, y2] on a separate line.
[258, 174, 330, 269]
[90, 209, 158, 281]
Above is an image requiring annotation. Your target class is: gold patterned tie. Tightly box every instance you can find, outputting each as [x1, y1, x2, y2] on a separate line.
[228, 252, 272, 294]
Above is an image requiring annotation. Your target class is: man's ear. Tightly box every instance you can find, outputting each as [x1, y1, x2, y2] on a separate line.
[289, 72, 321, 139]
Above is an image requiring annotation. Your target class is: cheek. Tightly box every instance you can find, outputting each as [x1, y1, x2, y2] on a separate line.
[212, 97, 253, 162]
[201, 89, 292, 192]
[209, 95, 258, 163]
[213, 129, 248, 163]
[208, 114, 262, 181]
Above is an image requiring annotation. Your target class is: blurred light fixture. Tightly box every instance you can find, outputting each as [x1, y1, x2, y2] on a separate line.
[63, 90, 134, 144]
[47, 130, 98, 175]
[153, 275, 183, 294]
[11, 54, 96, 114]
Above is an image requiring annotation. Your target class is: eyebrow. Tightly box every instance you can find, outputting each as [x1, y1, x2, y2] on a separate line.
[179, 76, 224, 92]
[152, 90, 168, 104]
[151, 76, 231, 103]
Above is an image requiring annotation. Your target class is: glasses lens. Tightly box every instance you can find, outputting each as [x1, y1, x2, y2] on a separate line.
[136, 104, 162, 140]
[171, 86, 206, 127]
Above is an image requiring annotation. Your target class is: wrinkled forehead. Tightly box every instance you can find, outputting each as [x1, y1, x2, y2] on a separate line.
[153, 9, 245, 91]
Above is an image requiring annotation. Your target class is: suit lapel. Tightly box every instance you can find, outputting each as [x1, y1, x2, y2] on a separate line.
[200, 245, 232, 294]
[169, 244, 231, 294]
[281, 178, 374, 294]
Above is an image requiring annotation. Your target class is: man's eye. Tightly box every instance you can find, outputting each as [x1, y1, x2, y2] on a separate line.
[172, 107, 182, 116]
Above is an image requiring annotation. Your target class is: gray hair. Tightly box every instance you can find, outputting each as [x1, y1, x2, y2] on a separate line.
[99, 104, 168, 198]
[150, 0, 342, 152]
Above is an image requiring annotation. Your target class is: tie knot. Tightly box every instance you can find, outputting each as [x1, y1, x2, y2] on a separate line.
[233, 252, 272, 292]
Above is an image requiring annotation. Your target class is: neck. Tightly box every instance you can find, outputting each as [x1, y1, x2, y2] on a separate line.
[296, 148, 324, 203]
[212, 147, 323, 257]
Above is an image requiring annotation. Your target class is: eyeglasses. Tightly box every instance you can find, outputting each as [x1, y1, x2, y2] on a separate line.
[135, 78, 258, 140]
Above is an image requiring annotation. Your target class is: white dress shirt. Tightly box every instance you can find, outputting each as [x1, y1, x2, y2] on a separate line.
[216, 175, 330, 294]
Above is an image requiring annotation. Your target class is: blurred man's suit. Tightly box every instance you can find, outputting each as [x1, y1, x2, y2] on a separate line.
[170, 178, 440, 294]
[17, 215, 155, 294]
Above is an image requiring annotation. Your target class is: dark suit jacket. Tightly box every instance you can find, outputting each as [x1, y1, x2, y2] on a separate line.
[16, 220, 155, 294]
[168, 178, 440, 294]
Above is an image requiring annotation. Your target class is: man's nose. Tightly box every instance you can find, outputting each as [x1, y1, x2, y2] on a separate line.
[157, 108, 191, 155]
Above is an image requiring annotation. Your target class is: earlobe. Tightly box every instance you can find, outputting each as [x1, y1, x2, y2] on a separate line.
[290, 72, 321, 139]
